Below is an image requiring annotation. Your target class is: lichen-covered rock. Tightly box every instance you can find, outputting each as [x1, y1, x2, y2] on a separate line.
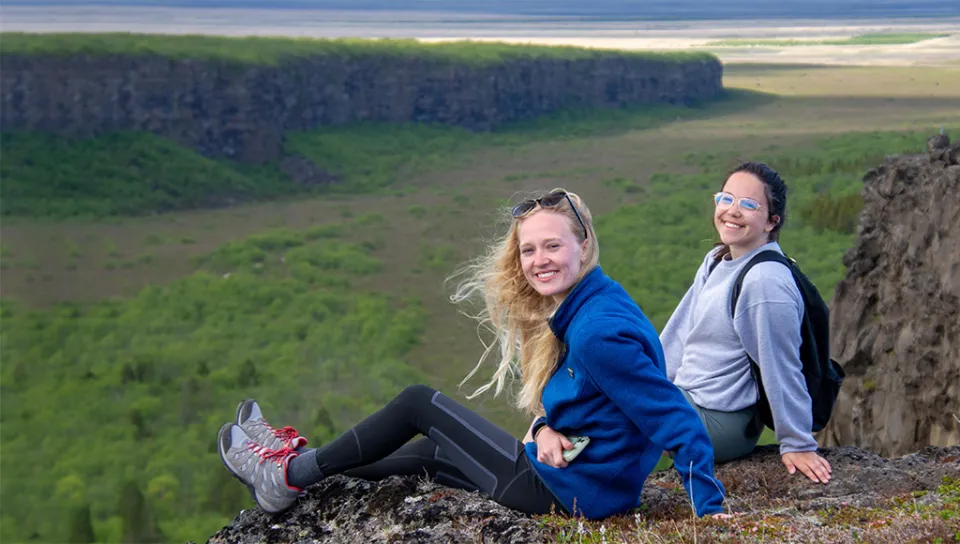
[206, 445, 959, 543]
[644, 445, 960, 516]
[822, 136, 960, 457]
[207, 473, 550, 544]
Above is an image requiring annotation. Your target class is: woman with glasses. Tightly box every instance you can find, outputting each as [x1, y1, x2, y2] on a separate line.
[659, 162, 832, 484]
[216, 188, 728, 520]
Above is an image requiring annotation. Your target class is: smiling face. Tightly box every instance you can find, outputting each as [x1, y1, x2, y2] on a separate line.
[517, 210, 585, 301]
[715, 171, 780, 259]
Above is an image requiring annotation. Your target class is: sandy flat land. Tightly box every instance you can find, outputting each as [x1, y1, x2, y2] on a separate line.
[2, 6, 958, 66]
[422, 33, 960, 67]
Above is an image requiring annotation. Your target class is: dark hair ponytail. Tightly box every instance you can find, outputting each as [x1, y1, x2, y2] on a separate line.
[714, 161, 788, 262]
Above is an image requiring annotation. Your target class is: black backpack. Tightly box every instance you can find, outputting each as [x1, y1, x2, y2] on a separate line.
[709, 250, 845, 432]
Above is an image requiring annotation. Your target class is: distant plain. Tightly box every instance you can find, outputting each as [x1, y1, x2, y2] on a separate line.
[2, 5, 959, 65]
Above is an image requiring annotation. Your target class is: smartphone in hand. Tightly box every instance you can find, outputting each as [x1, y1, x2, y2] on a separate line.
[562, 436, 591, 462]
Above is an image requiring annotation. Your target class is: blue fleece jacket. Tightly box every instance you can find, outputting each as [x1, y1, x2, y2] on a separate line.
[525, 267, 725, 519]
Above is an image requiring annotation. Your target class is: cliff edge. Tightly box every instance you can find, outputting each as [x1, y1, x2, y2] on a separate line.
[0, 37, 723, 163]
[822, 134, 960, 457]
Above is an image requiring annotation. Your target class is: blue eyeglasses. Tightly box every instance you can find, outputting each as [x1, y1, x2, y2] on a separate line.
[714, 192, 766, 213]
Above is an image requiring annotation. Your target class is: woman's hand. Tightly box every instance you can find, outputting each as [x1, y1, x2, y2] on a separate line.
[711, 513, 733, 520]
[535, 426, 573, 468]
[781, 451, 832, 483]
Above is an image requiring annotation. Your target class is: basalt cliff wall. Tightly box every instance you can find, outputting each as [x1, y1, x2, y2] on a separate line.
[0, 52, 722, 163]
[822, 135, 960, 457]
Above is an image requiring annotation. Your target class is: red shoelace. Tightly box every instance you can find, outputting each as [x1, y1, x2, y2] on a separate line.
[247, 442, 299, 464]
[274, 426, 306, 446]
[256, 419, 308, 447]
[245, 443, 303, 491]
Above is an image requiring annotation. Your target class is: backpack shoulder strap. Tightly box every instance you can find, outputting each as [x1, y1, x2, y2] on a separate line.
[730, 250, 795, 423]
[730, 250, 792, 317]
[707, 257, 722, 276]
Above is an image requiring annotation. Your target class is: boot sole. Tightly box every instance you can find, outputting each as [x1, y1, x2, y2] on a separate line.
[217, 422, 260, 508]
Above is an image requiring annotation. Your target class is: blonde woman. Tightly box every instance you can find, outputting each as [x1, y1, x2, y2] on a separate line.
[217, 190, 727, 520]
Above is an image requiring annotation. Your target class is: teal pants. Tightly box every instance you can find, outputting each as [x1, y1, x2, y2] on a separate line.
[679, 389, 762, 463]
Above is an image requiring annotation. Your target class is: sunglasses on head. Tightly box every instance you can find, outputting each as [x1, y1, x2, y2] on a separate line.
[714, 191, 766, 213]
[512, 191, 588, 239]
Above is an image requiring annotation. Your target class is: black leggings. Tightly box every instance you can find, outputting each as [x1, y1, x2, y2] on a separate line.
[300, 384, 565, 515]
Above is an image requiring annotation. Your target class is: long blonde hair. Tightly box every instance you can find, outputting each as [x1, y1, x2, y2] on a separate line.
[449, 189, 600, 415]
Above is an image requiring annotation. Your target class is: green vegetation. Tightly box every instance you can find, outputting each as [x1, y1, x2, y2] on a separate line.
[706, 32, 950, 47]
[833, 32, 950, 45]
[0, 32, 716, 66]
[420, 241, 459, 270]
[1, 90, 769, 219]
[801, 192, 862, 234]
[0, 132, 299, 218]
[0, 226, 426, 543]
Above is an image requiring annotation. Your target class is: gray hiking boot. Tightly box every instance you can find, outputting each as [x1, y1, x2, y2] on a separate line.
[217, 423, 302, 514]
[236, 399, 308, 451]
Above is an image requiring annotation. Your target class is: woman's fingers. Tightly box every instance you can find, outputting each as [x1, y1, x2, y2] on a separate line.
[797, 462, 821, 483]
[535, 427, 573, 468]
[813, 457, 832, 483]
[782, 452, 832, 483]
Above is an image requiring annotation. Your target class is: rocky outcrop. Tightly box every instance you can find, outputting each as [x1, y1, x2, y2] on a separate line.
[206, 445, 960, 543]
[822, 135, 960, 457]
[0, 52, 722, 163]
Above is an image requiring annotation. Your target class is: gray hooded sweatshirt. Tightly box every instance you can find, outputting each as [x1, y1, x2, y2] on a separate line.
[660, 242, 818, 454]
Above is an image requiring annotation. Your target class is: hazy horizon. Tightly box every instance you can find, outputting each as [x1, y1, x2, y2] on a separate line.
[3, 0, 959, 21]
